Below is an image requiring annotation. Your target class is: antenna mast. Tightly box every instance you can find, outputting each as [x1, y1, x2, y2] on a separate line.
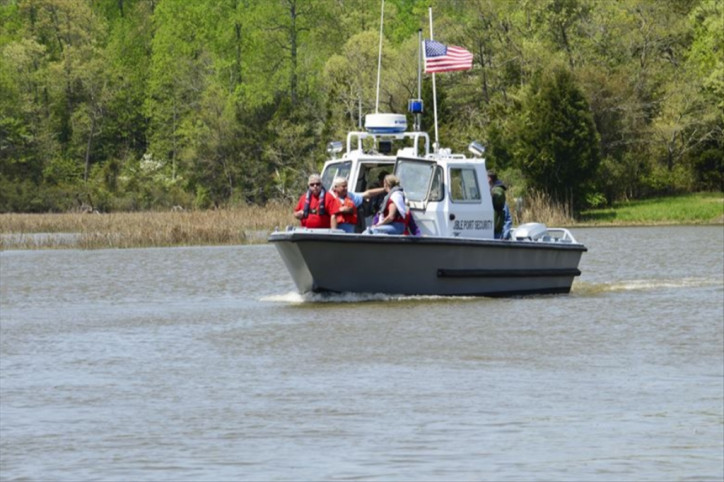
[375, 0, 385, 114]
[428, 7, 439, 151]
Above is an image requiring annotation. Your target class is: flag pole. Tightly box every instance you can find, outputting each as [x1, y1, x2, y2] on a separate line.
[416, 28, 422, 132]
[428, 7, 439, 151]
[375, 0, 385, 114]
[417, 29, 422, 102]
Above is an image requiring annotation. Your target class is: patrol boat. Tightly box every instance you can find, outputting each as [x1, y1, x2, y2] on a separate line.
[268, 112, 587, 297]
[268, 5, 586, 296]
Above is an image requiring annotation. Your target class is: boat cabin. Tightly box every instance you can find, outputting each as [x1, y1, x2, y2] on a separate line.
[321, 114, 495, 239]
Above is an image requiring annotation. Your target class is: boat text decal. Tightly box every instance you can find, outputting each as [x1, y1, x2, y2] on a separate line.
[453, 219, 492, 230]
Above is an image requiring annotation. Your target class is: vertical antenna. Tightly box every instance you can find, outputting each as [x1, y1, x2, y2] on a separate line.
[417, 29, 422, 103]
[375, 0, 385, 114]
[416, 29, 422, 132]
[428, 7, 439, 150]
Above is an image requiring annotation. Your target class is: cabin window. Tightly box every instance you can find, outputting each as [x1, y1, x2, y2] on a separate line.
[321, 161, 351, 190]
[449, 168, 481, 203]
[356, 163, 394, 192]
[429, 166, 444, 202]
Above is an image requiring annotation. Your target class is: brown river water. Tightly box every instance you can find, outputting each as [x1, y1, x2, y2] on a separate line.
[1, 226, 722, 481]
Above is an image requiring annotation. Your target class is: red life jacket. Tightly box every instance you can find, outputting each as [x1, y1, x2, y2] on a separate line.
[402, 212, 415, 235]
[334, 196, 358, 226]
[382, 190, 407, 225]
[298, 192, 331, 228]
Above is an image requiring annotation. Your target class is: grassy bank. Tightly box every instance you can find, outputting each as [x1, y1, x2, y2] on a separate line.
[1, 193, 721, 250]
[577, 192, 724, 226]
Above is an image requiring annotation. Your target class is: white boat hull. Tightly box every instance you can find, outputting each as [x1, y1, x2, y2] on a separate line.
[269, 231, 586, 296]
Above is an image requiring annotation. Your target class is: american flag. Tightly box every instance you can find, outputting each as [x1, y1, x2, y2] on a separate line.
[423, 40, 473, 74]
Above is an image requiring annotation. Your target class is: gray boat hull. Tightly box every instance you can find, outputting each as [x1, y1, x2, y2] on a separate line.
[269, 231, 586, 296]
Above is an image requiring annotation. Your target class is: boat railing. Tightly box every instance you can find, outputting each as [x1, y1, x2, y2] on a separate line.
[529, 228, 578, 244]
[346, 130, 431, 158]
[512, 223, 579, 244]
[540, 228, 578, 244]
[427, 147, 468, 160]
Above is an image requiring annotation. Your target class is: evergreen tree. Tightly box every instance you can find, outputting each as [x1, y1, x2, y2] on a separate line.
[513, 67, 601, 211]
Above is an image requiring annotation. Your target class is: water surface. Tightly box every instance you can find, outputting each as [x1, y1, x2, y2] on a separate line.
[1, 226, 722, 481]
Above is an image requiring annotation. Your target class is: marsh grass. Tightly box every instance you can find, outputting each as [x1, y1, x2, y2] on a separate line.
[513, 191, 575, 227]
[1, 193, 721, 250]
[0, 201, 294, 250]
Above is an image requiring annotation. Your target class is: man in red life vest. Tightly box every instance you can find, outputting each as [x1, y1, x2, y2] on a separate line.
[329, 176, 386, 233]
[293, 174, 336, 228]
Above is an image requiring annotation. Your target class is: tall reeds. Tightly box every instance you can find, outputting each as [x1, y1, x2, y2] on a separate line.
[512, 191, 575, 227]
[0, 202, 295, 249]
[8, 191, 716, 250]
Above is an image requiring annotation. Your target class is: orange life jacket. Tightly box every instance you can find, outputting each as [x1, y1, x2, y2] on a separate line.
[334, 196, 358, 226]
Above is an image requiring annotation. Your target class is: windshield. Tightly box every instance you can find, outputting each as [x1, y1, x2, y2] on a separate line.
[321, 161, 351, 190]
[395, 158, 435, 202]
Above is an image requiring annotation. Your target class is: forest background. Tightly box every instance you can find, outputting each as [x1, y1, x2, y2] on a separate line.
[1, 0, 722, 215]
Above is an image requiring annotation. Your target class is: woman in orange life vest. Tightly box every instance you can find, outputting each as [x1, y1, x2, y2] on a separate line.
[367, 174, 409, 235]
[293, 174, 336, 228]
[329, 176, 386, 233]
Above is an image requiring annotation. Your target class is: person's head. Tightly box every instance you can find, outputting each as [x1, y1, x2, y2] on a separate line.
[332, 176, 349, 195]
[487, 170, 498, 186]
[383, 174, 400, 191]
[307, 174, 322, 194]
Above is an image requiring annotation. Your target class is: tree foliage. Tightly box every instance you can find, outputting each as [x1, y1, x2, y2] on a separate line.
[513, 68, 600, 212]
[0, 0, 721, 213]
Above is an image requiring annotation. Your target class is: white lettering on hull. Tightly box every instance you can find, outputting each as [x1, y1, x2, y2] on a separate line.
[453, 219, 492, 230]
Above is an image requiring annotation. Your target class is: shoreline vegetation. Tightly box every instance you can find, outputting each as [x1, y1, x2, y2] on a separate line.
[1, 193, 722, 250]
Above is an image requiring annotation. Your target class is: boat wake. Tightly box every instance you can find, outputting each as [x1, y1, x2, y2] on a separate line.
[573, 277, 723, 295]
[263, 278, 722, 302]
[261, 291, 476, 304]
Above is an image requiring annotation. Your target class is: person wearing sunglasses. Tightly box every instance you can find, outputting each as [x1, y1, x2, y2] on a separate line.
[293, 174, 336, 228]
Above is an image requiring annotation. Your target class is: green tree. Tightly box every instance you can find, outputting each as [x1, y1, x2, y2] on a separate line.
[513, 67, 601, 211]
[0, 0, 720, 213]
[683, 0, 724, 191]
[145, 1, 212, 182]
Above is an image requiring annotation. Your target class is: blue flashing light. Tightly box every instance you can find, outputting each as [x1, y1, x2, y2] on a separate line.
[408, 99, 424, 114]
